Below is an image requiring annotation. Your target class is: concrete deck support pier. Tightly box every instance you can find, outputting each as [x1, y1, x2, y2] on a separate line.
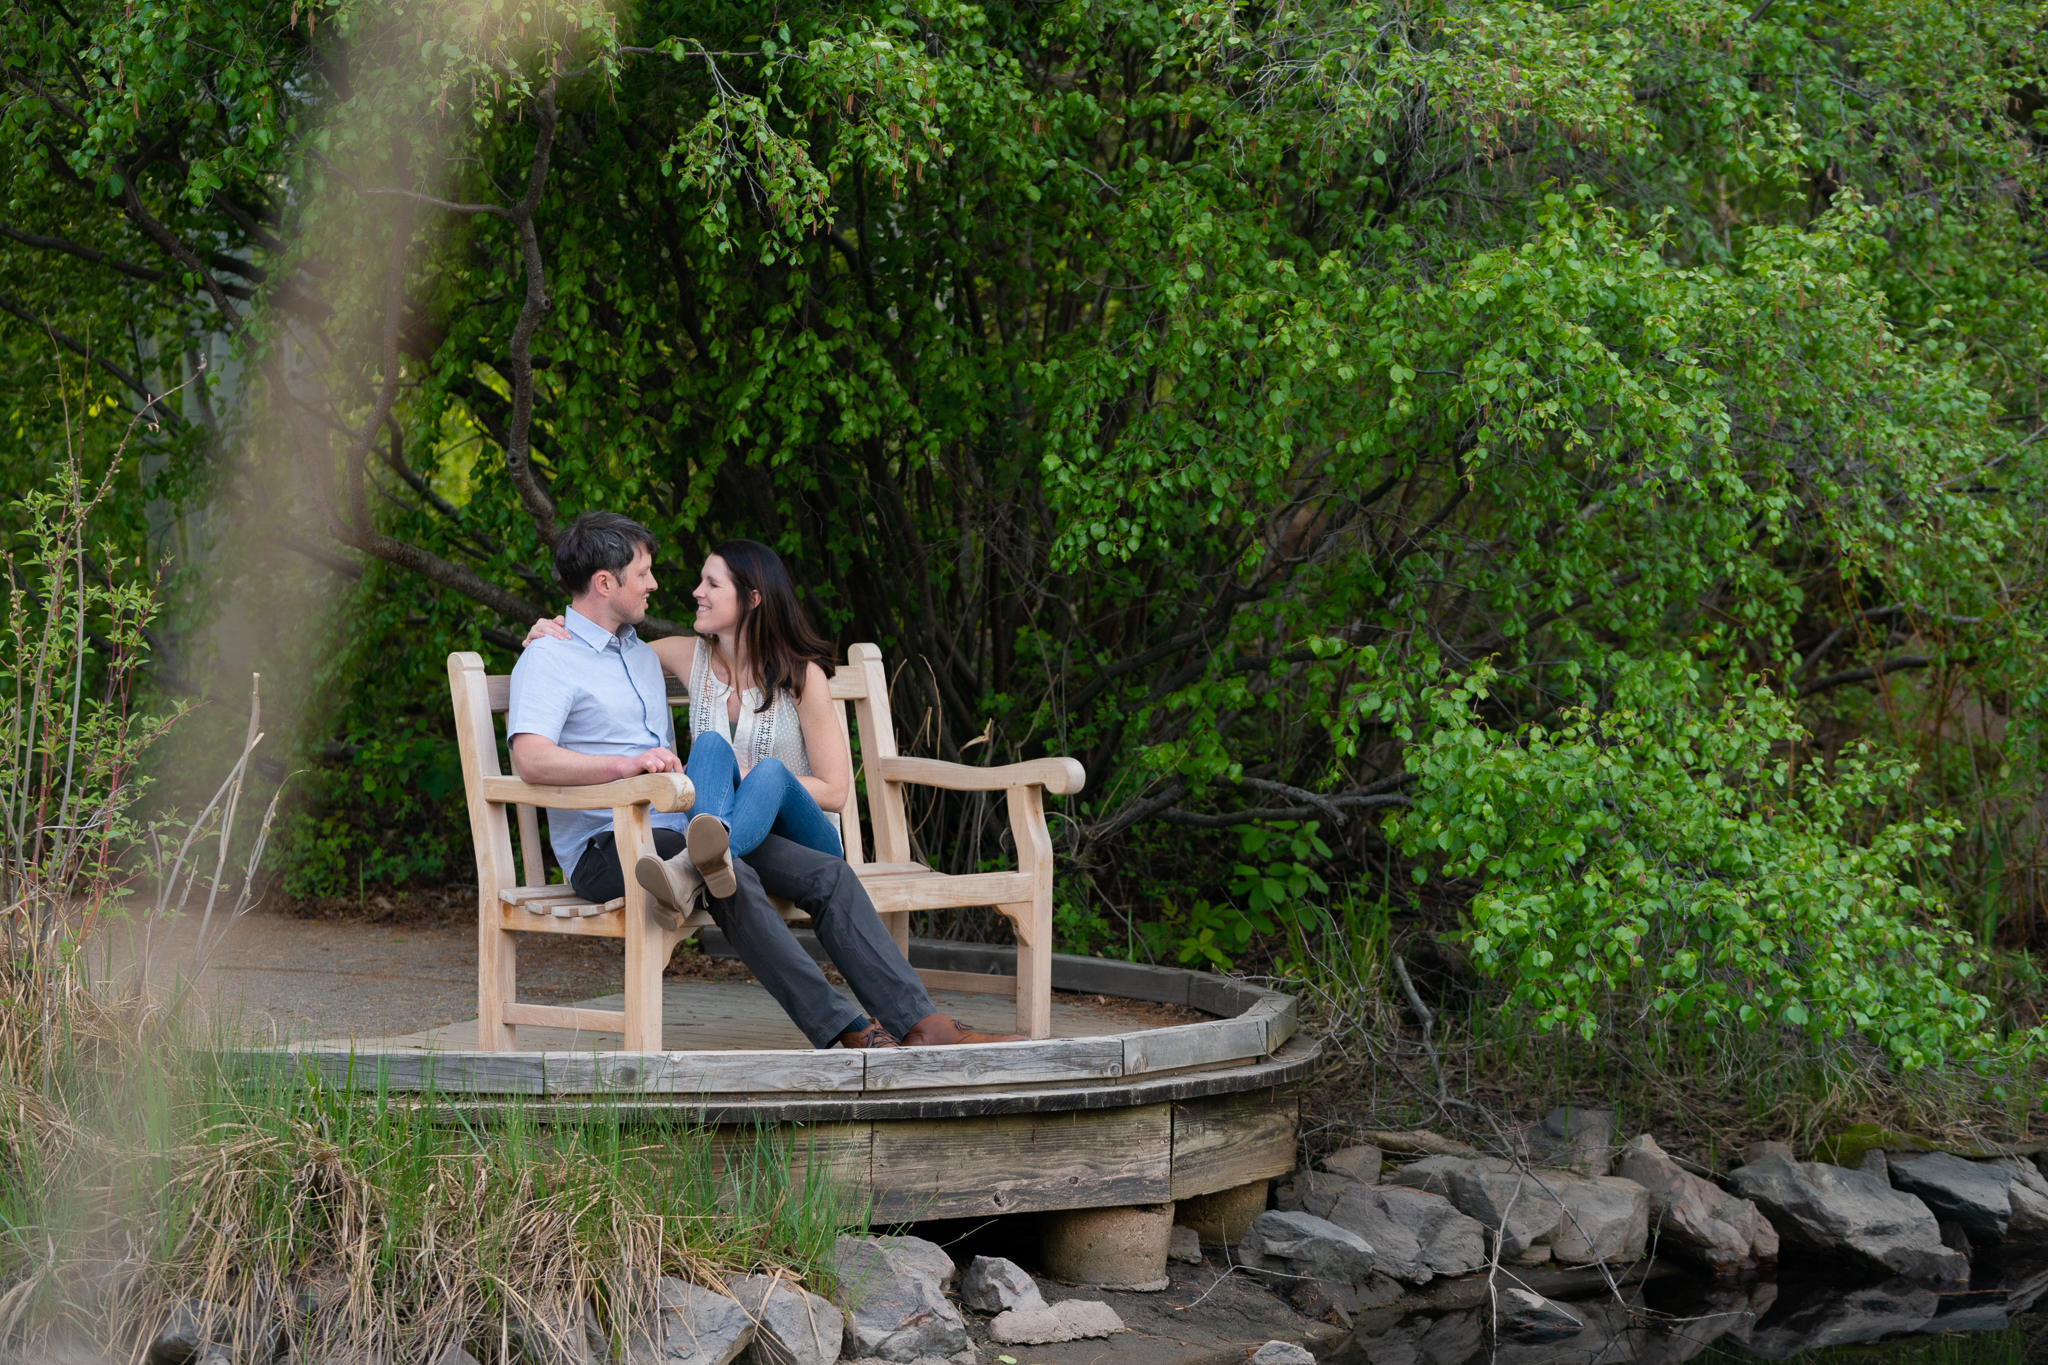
[1175, 1178, 1273, 1246]
[1041, 1203, 1175, 1291]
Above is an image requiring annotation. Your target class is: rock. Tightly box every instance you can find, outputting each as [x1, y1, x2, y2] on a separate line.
[1547, 1175, 1651, 1264]
[1249, 1342, 1317, 1365]
[958, 1257, 1046, 1314]
[1940, 1218, 1973, 1257]
[1725, 1150, 1967, 1283]
[1743, 1279, 1939, 1355]
[624, 1280, 756, 1365]
[1505, 1106, 1617, 1175]
[1381, 1155, 1513, 1195]
[434, 1349, 483, 1365]
[1859, 1149, 1889, 1179]
[986, 1301, 1124, 1345]
[1814, 1124, 1937, 1169]
[1168, 1226, 1203, 1263]
[1743, 1140, 1795, 1165]
[147, 1301, 230, 1365]
[1287, 1277, 1361, 1321]
[1987, 1157, 2048, 1238]
[830, 1236, 969, 1362]
[1238, 1210, 1377, 1283]
[1322, 1145, 1384, 1185]
[723, 1274, 842, 1365]
[1888, 1151, 2011, 1242]
[1497, 1288, 1583, 1343]
[1394, 1163, 1647, 1266]
[1299, 1169, 1360, 1219]
[1323, 1185, 1487, 1283]
[871, 1235, 958, 1289]
[1615, 1133, 1778, 1272]
[1357, 1130, 1480, 1158]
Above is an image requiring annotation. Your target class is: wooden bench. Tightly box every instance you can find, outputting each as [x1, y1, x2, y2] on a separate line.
[448, 643, 1084, 1050]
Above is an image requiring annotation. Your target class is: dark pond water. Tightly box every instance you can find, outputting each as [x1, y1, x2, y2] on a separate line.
[1324, 1263, 2048, 1365]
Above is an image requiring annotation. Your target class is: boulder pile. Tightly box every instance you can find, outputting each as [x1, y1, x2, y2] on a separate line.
[1238, 1104, 2048, 1321]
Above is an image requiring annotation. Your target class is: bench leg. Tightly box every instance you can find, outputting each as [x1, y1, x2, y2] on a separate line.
[617, 804, 665, 1052]
[1005, 898, 1053, 1040]
[479, 912, 517, 1050]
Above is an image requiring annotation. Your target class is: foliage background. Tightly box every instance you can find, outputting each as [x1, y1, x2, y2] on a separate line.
[7, 0, 2048, 1077]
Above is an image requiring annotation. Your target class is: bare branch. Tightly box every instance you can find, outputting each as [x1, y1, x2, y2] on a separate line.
[1798, 655, 1936, 698]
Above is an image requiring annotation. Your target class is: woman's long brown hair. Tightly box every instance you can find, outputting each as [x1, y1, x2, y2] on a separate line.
[707, 539, 837, 708]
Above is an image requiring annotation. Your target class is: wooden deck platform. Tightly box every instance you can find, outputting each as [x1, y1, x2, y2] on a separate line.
[242, 940, 1318, 1219]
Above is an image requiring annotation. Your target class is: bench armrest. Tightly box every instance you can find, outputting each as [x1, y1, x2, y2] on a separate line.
[478, 773, 695, 813]
[872, 755, 1085, 795]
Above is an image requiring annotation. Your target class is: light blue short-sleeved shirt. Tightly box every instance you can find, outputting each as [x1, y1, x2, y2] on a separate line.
[506, 606, 685, 880]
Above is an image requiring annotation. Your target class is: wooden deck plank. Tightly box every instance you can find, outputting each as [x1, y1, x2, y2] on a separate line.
[1121, 1015, 1268, 1076]
[869, 1104, 1171, 1219]
[1170, 1086, 1299, 1200]
[863, 1037, 1124, 1091]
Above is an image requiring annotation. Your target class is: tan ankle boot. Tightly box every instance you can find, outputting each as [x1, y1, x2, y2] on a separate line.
[635, 850, 705, 930]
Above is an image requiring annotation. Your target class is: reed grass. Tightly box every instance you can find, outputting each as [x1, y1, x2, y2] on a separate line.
[4, 1006, 862, 1363]
[0, 447, 865, 1363]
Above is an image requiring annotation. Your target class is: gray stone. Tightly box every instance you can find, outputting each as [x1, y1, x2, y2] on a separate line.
[433, 1349, 483, 1365]
[1744, 1280, 1939, 1356]
[147, 1301, 231, 1365]
[1546, 1174, 1650, 1264]
[1509, 1106, 1617, 1175]
[1400, 1164, 1647, 1266]
[723, 1274, 841, 1365]
[1299, 1169, 1361, 1219]
[1726, 1151, 1967, 1283]
[624, 1280, 756, 1365]
[1250, 1342, 1317, 1365]
[1324, 1184, 1486, 1283]
[1987, 1157, 2048, 1239]
[1859, 1149, 1889, 1179]
[1497, 1288, 1583, 1342]
[1322, 1145, 1384, 1185]
[1238, 1210, 1377, 1283]
[1168, 1225, 1203, 1263]
[871, 1235, 957, 1289]
[957, 1257, 1046, 1314]
[1888, 1150, 2011, 1242]
[1382, 1155, 1513, 1195]
[986, 1300, 1123, 1345]
[1615, 1133, 1778, 1272]
[830, 1236, 968, 1362]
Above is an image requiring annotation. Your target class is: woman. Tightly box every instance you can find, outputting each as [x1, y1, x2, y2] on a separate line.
[524, 539, 849, 898]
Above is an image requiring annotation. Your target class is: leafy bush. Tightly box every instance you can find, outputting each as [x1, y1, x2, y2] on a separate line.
[1394, 654, 2009, 1074]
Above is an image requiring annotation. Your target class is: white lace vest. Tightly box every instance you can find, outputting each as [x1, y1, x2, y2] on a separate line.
[688, 640, 813, 778]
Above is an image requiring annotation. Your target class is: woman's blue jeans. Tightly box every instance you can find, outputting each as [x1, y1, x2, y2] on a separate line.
[685, 730, 843, 860]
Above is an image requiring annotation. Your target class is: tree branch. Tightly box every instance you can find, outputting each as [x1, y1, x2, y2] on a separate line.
[1798, 655, 1934, 698]
[502, 75, 563, 543]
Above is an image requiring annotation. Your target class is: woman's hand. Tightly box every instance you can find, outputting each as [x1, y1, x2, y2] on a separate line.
[522, 615, 570, 647]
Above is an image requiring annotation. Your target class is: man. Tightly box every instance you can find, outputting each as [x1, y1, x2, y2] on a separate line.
[506, 511, 1018, 1049]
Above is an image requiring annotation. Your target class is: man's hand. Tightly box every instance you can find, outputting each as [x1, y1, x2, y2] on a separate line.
[615, 746, 684, 777]
[511, 733, 682, 785]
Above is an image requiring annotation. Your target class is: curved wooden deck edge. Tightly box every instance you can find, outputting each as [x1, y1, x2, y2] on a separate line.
[229, 949, 1301, 1101]
[397, 1034, 1320, 1124]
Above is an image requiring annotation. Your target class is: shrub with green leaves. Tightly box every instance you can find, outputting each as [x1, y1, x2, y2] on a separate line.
[1394, 655, 2003, 1074]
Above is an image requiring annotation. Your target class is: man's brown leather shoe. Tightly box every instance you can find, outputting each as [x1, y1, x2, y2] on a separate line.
[902, 1013, 1026, 1046]
[839, 1021, 900, 1048]
[635, 851, 705, 931]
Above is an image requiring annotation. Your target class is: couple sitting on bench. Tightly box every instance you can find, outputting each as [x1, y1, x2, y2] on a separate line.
[508, 511, 1019, 1050]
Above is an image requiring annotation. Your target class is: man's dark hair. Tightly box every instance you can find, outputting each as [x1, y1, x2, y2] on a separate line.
[555, 512, 658, 595]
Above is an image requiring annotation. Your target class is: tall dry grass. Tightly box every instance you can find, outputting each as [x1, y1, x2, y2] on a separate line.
[0, 449, 863, 1362]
